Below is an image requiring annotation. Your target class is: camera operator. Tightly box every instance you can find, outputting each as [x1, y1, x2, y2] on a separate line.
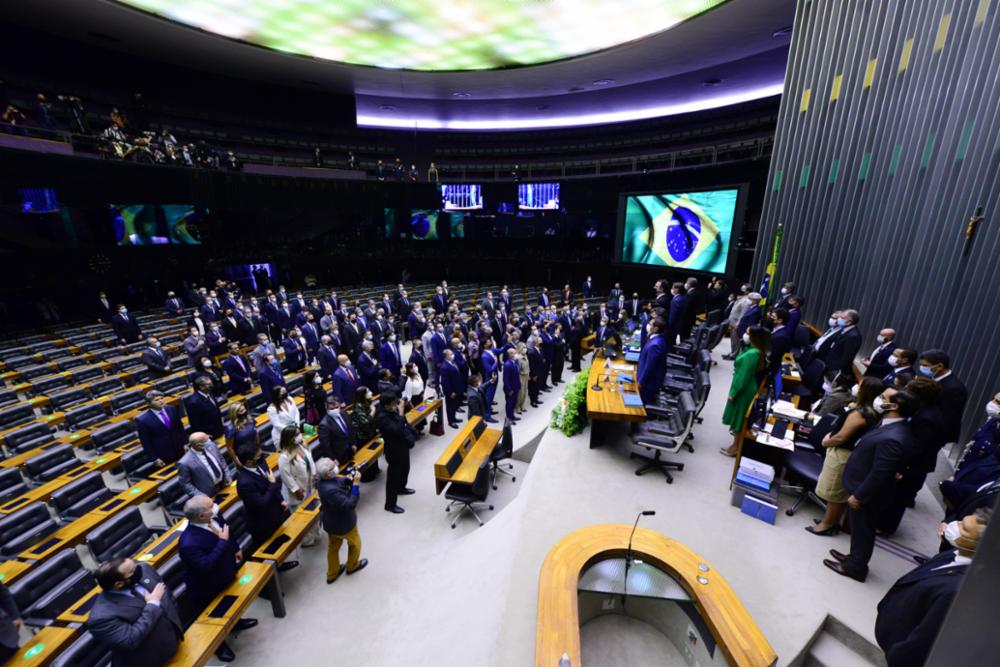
[316, 457, 368, 584]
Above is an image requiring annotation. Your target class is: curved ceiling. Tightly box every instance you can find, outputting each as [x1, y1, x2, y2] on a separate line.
[112, 0, 728, 71]
[6, 0, 795, 131]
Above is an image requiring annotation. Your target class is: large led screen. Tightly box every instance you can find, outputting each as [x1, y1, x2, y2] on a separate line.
[410, 210, 439, 240]
[111, 204, 202, 245]
[620, 188, 738, 274]
[441, 184, 483, 211]
[114, 0, 726, 71]
[518, 183, 560, 210]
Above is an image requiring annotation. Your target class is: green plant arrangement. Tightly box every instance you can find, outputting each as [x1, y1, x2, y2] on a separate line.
[550, 364, 591, 436]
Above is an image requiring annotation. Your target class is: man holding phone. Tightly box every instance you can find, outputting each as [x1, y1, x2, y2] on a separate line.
[317, 457, 368, 584]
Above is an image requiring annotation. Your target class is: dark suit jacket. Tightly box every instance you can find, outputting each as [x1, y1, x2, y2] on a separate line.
[235, 465, 288, 548]
[409, 350, 429, 382]
[825, 326, 862, 376]
[332, 366, 360, 405]
[875, 550, 966, 667]
[317, 346, 338, 381]
[317, 412, 356, 462]
[937, 374, 968, 443]
[0, 582, 18, 650]
[440, 361, 462, 399]
[864, 341, 897, 380]
[466, 386, 487, 418]
[178, 520, 237, 612]
[736, 304, 761, 337]
[318, 476, 359, 536]
[281, 337, 308, 371]
[112, 314, 142, 343]
[503, 359, 521, 395]
[87, 563, 183, 667]
[769, 326, 793, 375]
[135, 408, 185, 464]
[141, 347, 172, 378]
[164, 297, 184, 316]
[842, 421, 915, 507]
[259, 364, 286, 402]
[637, 334, 667, 405]
[183, 392, 224, 438]
[221, 355, 253, 395]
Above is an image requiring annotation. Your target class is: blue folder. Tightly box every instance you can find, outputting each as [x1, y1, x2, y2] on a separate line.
[740, 495, 778, 525]
[624, 351, 640, 362]
[621, 392, 644, 408]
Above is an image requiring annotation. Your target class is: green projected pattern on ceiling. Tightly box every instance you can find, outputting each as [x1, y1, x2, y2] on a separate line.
[116, 0, 726, 71]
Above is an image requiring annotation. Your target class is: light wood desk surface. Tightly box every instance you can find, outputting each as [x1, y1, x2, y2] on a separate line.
[432, 417, 501, 494]
[3, 626, 79, 667]
[586, 356, 646, 422]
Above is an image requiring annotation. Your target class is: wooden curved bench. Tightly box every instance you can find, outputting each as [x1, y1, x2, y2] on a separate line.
[536, 524, 776, 667]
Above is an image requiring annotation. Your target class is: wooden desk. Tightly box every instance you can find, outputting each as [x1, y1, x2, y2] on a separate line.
[432, 417, 501, 494]
[252, 492, 320, 565]
[0, 559, 31, 586]
[0, 452, 124, 514]
[585, 356, 645, 422]
[4, 625, 79, 667]
[536, 525, 777, 667]
[162, 561, 274, 667]
[406, 398, 442, 427]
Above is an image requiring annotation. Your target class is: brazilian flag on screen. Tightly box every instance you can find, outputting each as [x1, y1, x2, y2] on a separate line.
[621, 189, 738, 273]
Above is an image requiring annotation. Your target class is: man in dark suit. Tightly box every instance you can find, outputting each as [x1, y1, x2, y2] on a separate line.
[918, 349, 968, 444]
[652, 280, 670, 315]
[356, 341, 381, 393]
[379, 336, 401, 380]
[881, 346, 916, 386]
[559, 284, 573, 307]
[875, 509, 990, 667]
[281, 329, 309, 371]
[87, 557, 183, 667]
[258, 353, 286, 402]
[625, 293, 643, 319]
[537, 287, 551, 308]
[527, 339, 544, 408]
[768, 308, 794, 376]
[164, 291, 184, 317]
[681, 277, 706, 339]
[135, 391, 185, 467]
[825, 388, 919, 581]
[608, 282, 624, 309]
[111, 305, 143, 344]
[582, 275, 593, 299]
[316, 458, 368, 583]
[666, 282, 688, 344]
[178, 495, 258, 663]
[141, 336, 172, 379]
[409, 339, 429, 383]
[221, 342, 253, 396]
[440, 350, 462, 428]
[332, 355, 360, 405]
[502, 349, 521, 423]
[183, 377, 224, 438]
[431, 286, 448, 314]
[637, 318, 668, 405]
[317, 395, 356, 462]
[317, 335, 339, 381]
[775, 282, 796, 310]
[97, 291, 114, 324]
[177, 432, 231, 496]
[862, 328, 897, 380]
[0, 582, 19, 663]
[825, 309, 862, 377]
[235, 444, 295, 557]
[499, 286, 512, 314]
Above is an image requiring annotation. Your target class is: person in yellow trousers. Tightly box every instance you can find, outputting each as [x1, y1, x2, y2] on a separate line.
[720, 326, 771, 457]
[316, 457, 368, 584]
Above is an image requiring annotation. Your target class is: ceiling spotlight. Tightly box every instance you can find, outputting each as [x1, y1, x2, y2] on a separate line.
[773, 26, 793, 37]
[536, 104, 551, 111]
[702, 78, 724, 87]
[451, 91, 471, 98]
[378, 104, 397, 111]
[592, 78, 616, 86]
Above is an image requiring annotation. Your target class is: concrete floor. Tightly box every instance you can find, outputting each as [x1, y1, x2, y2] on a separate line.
[580, 614, 686, 666]
[223, 353, 942, 667]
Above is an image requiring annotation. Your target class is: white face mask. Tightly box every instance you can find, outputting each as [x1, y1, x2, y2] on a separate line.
[876, 335, 886, 344]
[313, 376, 322, 385]
[850, 384, 859, 397]
[942, 520, 962, 547]
[872, 395, 887, 414]
[887, 355, 899, 368]
[330, 407, 340, 417]
[780, 287, 789, 295]
[822, 381, 833, 393]
[389, 335, 396, 342]
[828, 317, 837, 328]
[742, 333, 750, 345]
[332, 464, 340, 475]
[202, 359, 212, 367]
[211, 503, 219, 517]
[986, 401, 1000, 419]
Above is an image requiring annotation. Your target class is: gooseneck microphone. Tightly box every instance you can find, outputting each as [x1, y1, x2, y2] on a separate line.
[623, 510, 656, 604]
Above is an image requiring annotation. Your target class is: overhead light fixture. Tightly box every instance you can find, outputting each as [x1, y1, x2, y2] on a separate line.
[378, 104, 397, 111]
[568, 86, 586, 92]
[703, 78, 724, 87]
[773, 26, 793, 37]
[592, 78, 616, 86]
[451, 91, 471, 98]
[535, 104, 551, 111]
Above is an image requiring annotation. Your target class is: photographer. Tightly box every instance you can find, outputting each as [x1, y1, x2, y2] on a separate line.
[316, 458, 368, 584]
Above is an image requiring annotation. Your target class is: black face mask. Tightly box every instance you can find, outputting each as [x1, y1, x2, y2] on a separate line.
[128, 569, 143, 587]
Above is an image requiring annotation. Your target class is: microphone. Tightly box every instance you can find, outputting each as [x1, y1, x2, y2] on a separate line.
[623, 510, 655, 605]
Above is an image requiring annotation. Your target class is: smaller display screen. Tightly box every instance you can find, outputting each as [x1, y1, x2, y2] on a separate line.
[449, 212, 466, 239]
[518, 183, 560, 210]
[441, 184, 483, 211]
[410, 209, 439, 240]
[111, 204, 202, 246]
[19, 188, 60, 214]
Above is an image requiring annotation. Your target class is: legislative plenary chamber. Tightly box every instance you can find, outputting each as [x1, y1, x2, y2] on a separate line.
[0, 1, 997, 665]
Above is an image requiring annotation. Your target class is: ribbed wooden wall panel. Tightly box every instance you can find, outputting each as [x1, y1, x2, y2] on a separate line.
[756, 0, 1000, 442]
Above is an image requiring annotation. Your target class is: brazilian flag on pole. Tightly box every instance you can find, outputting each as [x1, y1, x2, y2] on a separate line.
[758, 224, 783, 307]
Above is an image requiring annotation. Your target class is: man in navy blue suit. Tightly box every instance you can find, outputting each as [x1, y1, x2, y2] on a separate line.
[440, 350, 462, 428]
[135, 391, 185, 467]
[918, 349, 968, 444]
[502, 349, 521, 423]
[875, 509, 989, 667]
[825, 387, 919, 582]
[332, 354, 360, 405]
[637, 317, 668, 405]
[300, 315, 321, 357]
[356, 341, 381, 393]
[861, 328, 897, 379]
[582, 275, 593, 298]
[317, 335, 339, 381]
[111, 304, 143, 344]
[480, 339, 500, 418]
[164, 291, 185, 317]
[178, 495, 260, 663]
[736, 292, 762, 343]
[183, 377, 224, 438]
[825, 309, 863, 377]
[380, 335, 401, 380]
[258, 353, 286, 402]
[235, 445, 297, 557]
[767, 308, 794, 376]
[221, 342, 253, 395]
[667, 282, 688, 345]
[281, 328, 309, 371]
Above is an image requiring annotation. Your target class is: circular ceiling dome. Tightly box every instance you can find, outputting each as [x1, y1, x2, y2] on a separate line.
[114, 0, 727, 71]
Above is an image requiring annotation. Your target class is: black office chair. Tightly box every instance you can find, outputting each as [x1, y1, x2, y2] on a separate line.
[64, 403, 111, 431]
[89, 421, 137, 453]
[222, 501, 254, 552]
[110, 389, 146, 414]
[3, 422, 55, 453]
[0, 404, 36, 430]
[0, 467, 28, 504]
[9, 549, 95, 627]
[779, 412, 839, 515]
[120, 448, 157, 483]
[48, 388, 92, 412]
[156, 477, 191, 525]
[24, 445, 80, 484]
[444, 460, 493, 529]
[153, 374, 188, 396]
[0, 503, 59, 558]
[50, 632, 111, 667]
[630, 391, 696, 484]
[86, 507, 156, 563]
[488, 420, 516, 490]
[49, 471, 114, 522]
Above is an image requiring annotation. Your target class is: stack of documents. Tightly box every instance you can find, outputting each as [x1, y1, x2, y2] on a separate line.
[736, 458, 775, 492]
[772, 400, 808, 421]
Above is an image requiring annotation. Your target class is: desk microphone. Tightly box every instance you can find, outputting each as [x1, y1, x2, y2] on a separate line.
[623, 510, 655, 605]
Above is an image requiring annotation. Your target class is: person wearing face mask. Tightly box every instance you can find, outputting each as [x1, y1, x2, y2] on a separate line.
[880, 346, 916, 386]
[665, 282, 688, 345]
[380, 333, 401, 380]
[636, 317, 668, 406]
[767, 308, 793, 376]
[88, 556, 183, 666]
[111, 303, 143, 345]
[277, 426, 320, 546]
[259, 353, 286, 402]
[97, 290, 114, 324]
[824, 309, 862, 377]
[916, 349, 968, 445]
[317, 395, 357, 463]
[222, 341, 253, 396]
[938, 391, 1000, 510]
[225, 401, 258, 462]
[824, 387, 920, 582]
[141, 336, 172, 378]
[183, 326, 208, 369]
[281, 327, 309, 372]
[723, 283, 752, 360]
[178, 495, 258, 663]
[332, 354, 360, 405]
[184, 376, 225, 438]
[235, 445, 298, 568]
[811, 310, 844, 361]
[302, 369, 328, 425]
[316, 457, 368, 583]
[192, 355, 225, 398]
[875, 508, 991, 667]
[862, 328, 897, 380]
[356, 340, 381, 393]
[732, 292, 762, 355]
[720, 325, 771, 457]
[813, 371, 855, 416]
[178, 431, 231, 496]
[376, 393, 417, 513]
[807, 377, 883, 536]
[266, 386, 300, 446]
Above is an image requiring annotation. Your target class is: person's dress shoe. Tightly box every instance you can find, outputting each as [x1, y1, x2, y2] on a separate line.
[913, 555, 928, 565]
[326, 564, 346, 584]
[456, 408, 465, 413]
[829, 549, 849, 562]
[823, 559, 866, 582]
[277, 560, 299, 572]
[805, 525, 839, 537]
[385, 505, 405, 514]
[449, 422, 460, 428]
[216, 641, 236, 662]
[484, 417, 499, 424]
[234, 618, 258, 631]
[346, 559, 368, 575]
[399, 487, 415, 495]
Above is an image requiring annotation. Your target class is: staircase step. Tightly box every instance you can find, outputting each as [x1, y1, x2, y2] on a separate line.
[806, 631, 880, 667]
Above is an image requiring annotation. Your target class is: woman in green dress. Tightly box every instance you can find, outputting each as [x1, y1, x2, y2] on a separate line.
[721, 325, 770, 457]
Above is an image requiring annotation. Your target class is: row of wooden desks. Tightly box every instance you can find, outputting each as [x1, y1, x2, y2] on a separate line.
[433, 416, 502, 494]
[586, 355, 645, 449]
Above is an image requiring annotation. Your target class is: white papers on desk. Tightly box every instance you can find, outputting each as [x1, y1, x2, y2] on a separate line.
[772, 400, 807, 421]
[752, 431, 795, 451]
[609, 363, 632, 372]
